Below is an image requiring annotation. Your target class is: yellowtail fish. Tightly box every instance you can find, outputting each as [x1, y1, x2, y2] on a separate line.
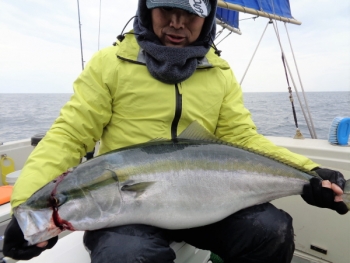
[14, 122, 350, 245]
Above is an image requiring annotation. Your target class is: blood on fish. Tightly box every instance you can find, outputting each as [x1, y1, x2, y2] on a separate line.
[49, 171, 75, 231]
[52, 208, 75, 231]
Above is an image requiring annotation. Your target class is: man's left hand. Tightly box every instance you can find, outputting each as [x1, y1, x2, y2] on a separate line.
[301, 168, 348, 215]
[2, 216, 58, 260]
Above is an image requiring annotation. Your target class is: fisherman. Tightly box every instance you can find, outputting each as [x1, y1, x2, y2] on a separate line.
[3, 0, 348, 262]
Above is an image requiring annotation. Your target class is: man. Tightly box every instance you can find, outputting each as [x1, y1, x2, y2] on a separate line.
[3, 0, 348, 262]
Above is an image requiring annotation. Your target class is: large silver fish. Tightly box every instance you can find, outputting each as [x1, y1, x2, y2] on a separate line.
[14, 122, 350, 245]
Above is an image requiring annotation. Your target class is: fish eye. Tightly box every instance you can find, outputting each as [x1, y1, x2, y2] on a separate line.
[50, 196, 59, 207]
[51, 194, 67, 207]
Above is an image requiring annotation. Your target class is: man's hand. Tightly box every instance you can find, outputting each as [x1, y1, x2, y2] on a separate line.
[302, 168, 348, 215]
[2, 217, 58, 260]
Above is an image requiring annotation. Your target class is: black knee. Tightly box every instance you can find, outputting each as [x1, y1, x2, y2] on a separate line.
[255, 204, 294, 249]
[84, 225, 175, 263]
[262, 208, 294, 258]
[225, 203, 295, 263]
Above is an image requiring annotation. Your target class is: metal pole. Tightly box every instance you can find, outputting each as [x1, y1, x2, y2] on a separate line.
[77, 0, 84, 70]
[98, 0, 102, 50]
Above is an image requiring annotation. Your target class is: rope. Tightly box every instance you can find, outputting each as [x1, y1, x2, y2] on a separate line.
[215, 30, 233, 46]
[240, 20, 270, 85]
[215, 26, 224, 39]
[274, 17, 300, 131]
[272, 18, 304, 138]
[276, 21, 316, 138]
[271, 20, 317, 138]
[268, 0, 316, 138]
[239, 16, 259, 21]
[284, 23, 318, 138]
[281, 54, 300, 130]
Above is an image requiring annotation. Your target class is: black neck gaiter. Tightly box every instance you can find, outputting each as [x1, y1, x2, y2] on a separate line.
[133, 0, 217, 84]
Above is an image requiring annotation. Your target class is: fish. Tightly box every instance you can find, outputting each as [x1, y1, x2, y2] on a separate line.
[14, 121, 350, 245]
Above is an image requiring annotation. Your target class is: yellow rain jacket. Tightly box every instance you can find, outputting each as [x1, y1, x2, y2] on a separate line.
[11, 33, 318, 208]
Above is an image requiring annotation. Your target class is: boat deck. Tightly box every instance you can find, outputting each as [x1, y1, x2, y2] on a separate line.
[1, 137, 349, 263]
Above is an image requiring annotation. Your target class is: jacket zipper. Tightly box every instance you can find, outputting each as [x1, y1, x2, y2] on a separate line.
[171, 84, 182, 140]
[118, 53, 182, 139]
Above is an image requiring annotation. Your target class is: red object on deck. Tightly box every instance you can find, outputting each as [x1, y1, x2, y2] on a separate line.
[0, 185, 13, 205]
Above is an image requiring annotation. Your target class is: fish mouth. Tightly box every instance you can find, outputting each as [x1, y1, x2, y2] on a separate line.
[14, 206, 62, 245]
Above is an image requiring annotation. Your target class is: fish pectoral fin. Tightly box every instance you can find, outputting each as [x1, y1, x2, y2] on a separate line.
[121, 182, 155, 198]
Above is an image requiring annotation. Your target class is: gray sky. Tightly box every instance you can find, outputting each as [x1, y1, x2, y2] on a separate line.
[0, 0, 349, 93]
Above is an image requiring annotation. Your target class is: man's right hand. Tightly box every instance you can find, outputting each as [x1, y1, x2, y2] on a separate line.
[2, 217, 58, 260]
[302, 168, 348, 215]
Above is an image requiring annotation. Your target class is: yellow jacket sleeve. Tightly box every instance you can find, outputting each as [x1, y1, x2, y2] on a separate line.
[11, 50, 114, 208]
[215, 68, 319, 171]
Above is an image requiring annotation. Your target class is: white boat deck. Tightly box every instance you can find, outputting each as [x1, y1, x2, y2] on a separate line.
[1, 136, 349, 263]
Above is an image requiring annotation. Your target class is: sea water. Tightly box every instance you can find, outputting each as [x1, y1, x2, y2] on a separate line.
[0, 92, 349, 143]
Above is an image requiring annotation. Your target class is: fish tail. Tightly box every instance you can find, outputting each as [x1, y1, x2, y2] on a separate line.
[342, 179, 350, 210]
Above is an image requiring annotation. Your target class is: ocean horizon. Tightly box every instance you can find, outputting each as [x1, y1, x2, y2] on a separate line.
[1, 91, 349, 143]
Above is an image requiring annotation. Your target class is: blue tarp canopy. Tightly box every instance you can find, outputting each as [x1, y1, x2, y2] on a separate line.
[216, 5, 240, 29]
[216, 0, 293, 31]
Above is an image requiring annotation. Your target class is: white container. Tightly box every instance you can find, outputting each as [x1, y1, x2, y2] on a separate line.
[6, 170, 21, 185]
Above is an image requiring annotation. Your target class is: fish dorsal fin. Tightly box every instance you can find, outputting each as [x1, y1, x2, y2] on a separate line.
[178, 121, 220, 142]
[178, 121, 316, 176]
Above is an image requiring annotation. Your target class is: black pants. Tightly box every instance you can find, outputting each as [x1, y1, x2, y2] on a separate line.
[83, 203, 295, 263]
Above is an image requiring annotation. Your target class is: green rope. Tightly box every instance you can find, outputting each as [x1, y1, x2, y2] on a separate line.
[209, 252, 224, 263]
